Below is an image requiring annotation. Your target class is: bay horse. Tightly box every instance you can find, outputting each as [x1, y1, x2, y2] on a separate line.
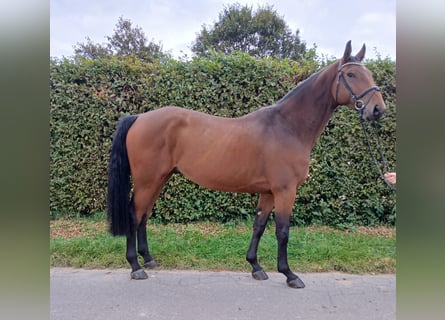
[107, 41, 386, 288]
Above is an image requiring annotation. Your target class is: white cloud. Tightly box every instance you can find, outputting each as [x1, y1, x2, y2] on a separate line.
[50, 0, 396, 60]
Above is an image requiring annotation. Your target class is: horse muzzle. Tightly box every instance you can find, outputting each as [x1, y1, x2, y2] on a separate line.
[363, 104, 385, 121]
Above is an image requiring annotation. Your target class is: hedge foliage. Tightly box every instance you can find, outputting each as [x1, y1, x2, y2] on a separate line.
[50, 52, 396, 227]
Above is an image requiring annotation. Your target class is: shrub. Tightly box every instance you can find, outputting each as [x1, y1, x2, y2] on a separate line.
[50, 53, 396, 226]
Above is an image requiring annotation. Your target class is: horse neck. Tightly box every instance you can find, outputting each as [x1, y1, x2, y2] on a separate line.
[277, 61, 340, 148]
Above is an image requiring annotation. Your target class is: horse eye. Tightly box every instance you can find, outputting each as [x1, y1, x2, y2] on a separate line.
[347, 72, 354, 78]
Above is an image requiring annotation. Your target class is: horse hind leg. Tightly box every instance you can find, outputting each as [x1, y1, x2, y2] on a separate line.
[127, 179, 168, 279]
[246, 193, 274, 281]
[137, 214, 159, 269]
[126, 201, 147, 279]
[129, 179, 169, 279]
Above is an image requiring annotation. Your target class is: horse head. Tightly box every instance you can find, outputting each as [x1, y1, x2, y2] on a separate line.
[333, 40, 386, 121]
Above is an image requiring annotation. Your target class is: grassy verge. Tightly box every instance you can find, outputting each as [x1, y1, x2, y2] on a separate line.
[50, 215, 395, 274]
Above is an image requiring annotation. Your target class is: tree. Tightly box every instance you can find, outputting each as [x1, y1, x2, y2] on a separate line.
[192, 3, 307, 60]
[74, 17, 168, 61]
[74, 37, 111, 60]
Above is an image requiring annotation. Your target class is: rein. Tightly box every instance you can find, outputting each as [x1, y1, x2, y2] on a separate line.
[336, 62, 395, 191]
[358, 115, 396, 191]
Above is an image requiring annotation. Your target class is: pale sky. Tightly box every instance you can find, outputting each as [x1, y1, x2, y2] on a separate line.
[50, 0, 396, 60]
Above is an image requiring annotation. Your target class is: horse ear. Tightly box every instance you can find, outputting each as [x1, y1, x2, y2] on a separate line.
[356, 43, 366, 62]
[342, 40, 352, 63]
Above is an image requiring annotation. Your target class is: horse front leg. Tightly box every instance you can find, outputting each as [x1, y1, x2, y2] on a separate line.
[246, 193, 274, 281]
[273, 189, 305, 289]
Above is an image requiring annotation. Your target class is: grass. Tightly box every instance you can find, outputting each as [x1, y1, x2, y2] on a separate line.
[50, 214, 395, 274]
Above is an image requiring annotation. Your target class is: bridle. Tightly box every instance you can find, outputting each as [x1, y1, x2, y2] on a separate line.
[335, 62, 380, 113]
[336, 62, 395, 191]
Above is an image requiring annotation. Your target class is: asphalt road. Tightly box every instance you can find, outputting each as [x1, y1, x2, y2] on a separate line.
[50, 268, 395, 320]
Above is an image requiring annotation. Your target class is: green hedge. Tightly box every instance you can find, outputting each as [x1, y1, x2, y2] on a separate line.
[50, 52, 396, 227]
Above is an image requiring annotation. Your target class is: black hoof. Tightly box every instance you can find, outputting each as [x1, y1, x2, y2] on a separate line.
[131, 269, 148, 280]
[287, 276, 305, 289]
[252, 270, 269, 281]
[144, 260, 159, 269]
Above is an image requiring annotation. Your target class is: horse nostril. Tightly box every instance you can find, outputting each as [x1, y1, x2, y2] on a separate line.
[373, 105, 381, 118]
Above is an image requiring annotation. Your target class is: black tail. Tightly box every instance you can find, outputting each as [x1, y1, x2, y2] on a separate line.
[107, 115, 138, 236]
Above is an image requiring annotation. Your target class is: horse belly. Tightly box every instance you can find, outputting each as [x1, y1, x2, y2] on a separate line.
[178, 144, 311, 194]
[175, 128, 270, 193]
[181, 170, 270, 193]
[179, 158, 270, 193]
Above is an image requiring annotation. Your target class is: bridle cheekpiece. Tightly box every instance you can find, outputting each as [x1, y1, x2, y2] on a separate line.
[335, 62, 380, 112]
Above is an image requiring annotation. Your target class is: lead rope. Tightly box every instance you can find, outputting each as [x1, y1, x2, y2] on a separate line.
[359, 116, 396, 191]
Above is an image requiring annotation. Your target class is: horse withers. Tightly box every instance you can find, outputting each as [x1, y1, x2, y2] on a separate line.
[107, 41, 386, 288]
